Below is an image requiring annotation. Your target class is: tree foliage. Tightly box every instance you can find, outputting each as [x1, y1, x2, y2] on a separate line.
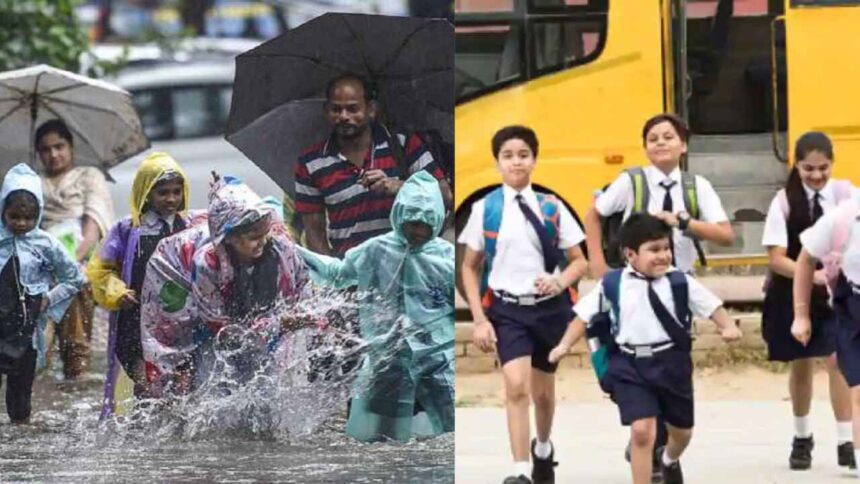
[0, 0, 90, 73]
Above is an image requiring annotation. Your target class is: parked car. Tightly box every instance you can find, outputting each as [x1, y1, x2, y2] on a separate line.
[106, 60, 284, 217]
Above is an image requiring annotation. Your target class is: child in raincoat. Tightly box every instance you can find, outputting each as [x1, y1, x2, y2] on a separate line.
[0, 164, 83, 423]
[139, 213, 210, 397]
[298, 171, 455, 442]
[87, 152, 200, 418]
[190, 174, 310, 385]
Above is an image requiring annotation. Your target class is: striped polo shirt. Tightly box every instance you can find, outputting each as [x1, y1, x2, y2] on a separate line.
[295, 123, 444, 257]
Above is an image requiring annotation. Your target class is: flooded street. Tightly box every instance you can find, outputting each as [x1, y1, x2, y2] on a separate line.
[0, 311, 454, 482]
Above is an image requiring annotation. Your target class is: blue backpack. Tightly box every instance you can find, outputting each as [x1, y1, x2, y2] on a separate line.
[480, 187, 561, 297]
[588, 269, 692, 381]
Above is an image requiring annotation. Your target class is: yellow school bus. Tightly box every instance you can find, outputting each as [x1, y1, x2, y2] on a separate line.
[455, 0, 860, 266]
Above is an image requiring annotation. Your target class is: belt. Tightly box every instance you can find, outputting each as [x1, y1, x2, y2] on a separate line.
[492, 290, 557, 307]
[619, 341, 675, 358]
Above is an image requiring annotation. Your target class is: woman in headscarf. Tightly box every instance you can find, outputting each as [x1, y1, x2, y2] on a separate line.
[189, 174, 310, 385]
[36, 119, 114, 379]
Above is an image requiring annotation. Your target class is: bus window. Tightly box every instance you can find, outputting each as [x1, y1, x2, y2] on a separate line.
[456, 0, 608, 103]
[531, 19, 602, 74]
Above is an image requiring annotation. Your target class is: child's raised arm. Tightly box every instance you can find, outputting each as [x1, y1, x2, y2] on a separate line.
[296, 244, 358, 289]
[548, 317, 587, 364]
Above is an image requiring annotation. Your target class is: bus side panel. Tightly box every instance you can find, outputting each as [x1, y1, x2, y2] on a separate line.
[786, 5, 860, 180]
[455, 2, 666, 216]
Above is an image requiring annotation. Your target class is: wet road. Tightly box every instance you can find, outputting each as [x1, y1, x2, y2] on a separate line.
[0, 311, 454, 483]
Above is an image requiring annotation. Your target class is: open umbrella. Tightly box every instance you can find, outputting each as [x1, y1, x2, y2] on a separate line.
[0, 64, 149, 177]
[225, 13, 453, 195]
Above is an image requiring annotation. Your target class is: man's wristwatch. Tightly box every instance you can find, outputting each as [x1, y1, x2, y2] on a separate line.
[677, 212, 691, 231]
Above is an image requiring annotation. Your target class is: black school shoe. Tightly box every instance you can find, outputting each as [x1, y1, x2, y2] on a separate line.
[789, 435, 814, 470]
[655, 447, 684, 484]
[531, 438, 558, 484]
[838, 442, 857, 469]
[502, 475, 532, 484]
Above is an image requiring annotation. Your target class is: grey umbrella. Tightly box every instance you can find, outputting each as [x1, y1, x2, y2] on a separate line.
[225, 13, 453, 195]
[0, 64, 149, 178]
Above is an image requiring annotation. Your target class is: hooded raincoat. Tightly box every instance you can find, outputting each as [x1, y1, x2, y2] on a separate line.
[298, 171, 454, 442]
[0, 164, 83, 369]
[86, 152, 201, 418]
[139, 214, 210, 395]
[190, 176, 309, 380]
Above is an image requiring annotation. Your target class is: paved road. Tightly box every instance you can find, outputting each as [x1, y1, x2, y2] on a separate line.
[457, 401, 855, 483]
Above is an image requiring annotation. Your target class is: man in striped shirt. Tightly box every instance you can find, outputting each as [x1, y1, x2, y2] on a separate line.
[295, 74, 451, 257]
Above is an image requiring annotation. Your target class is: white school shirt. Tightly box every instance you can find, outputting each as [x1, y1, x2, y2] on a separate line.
[762, 179, 860, 249]
[573, 267, 723, 346]
[800, 193, 860, 285]
[594, 165, 729, 273]
[458, 184, 586, 295]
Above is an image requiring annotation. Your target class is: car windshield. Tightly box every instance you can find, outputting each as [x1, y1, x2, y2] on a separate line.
[132, 84, 233, 141]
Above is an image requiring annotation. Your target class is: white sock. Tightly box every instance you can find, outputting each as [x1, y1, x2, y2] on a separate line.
[534, 439, 553, 459]
[855, 450, 860, 477]
[838, 421, 853, 444]
[514, 461, 530, 477]
[794, 415, 812, 438]
[662, 448, 678, 466]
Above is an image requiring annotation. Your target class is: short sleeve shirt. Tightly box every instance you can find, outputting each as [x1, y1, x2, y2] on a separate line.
[594, 165, 729, 272]
[763, 179, 860, 249]
[457, 184, 585, 295]
[573, 267, 723, 345]
[800, 193, 860, 284]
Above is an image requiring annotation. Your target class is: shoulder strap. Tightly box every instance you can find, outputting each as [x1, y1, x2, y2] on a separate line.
[602, 269, 624, 334]
[481, 187, 505, 293]
[824, 199, 860, 290]
[680, 172, 699, 219]
[536, 192, 560, 245]
[625, 167, 649, 213]
[830, 199, 858, 255]
[666, 270, 692, 331]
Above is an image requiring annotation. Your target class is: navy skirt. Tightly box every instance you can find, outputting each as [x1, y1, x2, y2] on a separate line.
[761, 275, 836, 362]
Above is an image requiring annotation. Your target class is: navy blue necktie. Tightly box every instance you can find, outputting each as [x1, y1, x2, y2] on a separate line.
[660, 180, 677, 266]
[515, 194, 559, 274]
[632, 272, 691, 351]
[811, 191, 823, 223]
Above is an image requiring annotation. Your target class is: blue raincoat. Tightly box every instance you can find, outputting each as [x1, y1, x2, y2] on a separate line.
[298, 171, 454, 442]
[0, 164, 83, 368]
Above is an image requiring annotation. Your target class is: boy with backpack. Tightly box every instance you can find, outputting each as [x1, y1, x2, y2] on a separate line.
[460, 125, 588, 484]
[549, 213, 742, 483]
[584, 113, 733, 276]
[583, 113, 734, 477]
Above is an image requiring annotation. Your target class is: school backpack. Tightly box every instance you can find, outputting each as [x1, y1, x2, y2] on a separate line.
[763, 180, 854, 294]
[480, 186, 570, 306]
[599, 167, 706, 268]
[587, 268, 692, 383]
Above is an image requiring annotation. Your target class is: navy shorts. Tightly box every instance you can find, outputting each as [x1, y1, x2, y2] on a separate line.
[486, 292, 574, 373]
[602, 348, 694, 429]
[833, 278, 860, 387]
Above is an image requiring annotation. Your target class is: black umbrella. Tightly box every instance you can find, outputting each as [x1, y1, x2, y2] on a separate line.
[225, 13, 453, 195]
